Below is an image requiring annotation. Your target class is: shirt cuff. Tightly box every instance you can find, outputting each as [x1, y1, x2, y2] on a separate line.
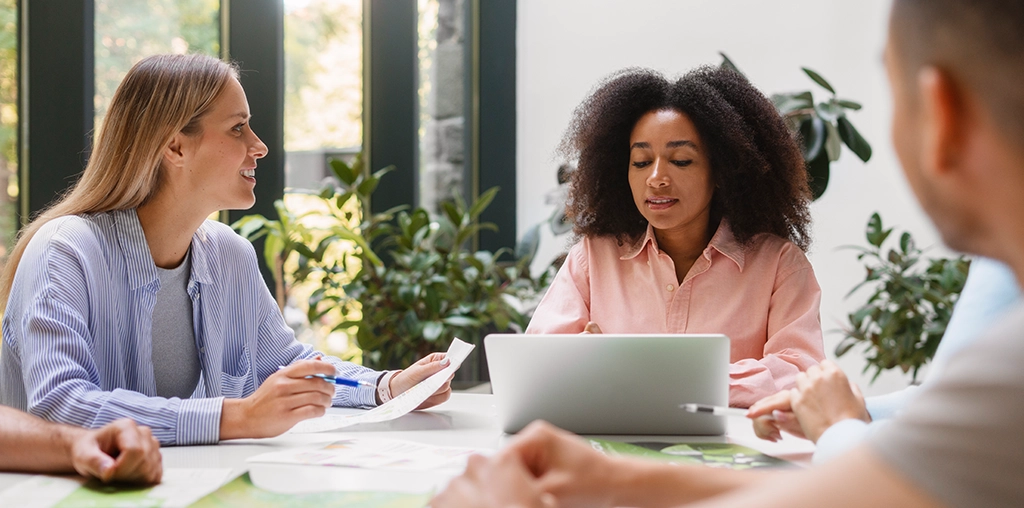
[176, 396, 224, 445]
[812, 418, 871, 464]
[343, 369, 383, 408]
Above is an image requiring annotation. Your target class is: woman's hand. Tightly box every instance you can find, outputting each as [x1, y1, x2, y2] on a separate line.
[69, 419, 162, 485]
[388, 353, 453, 409]
[219, 360, 336, 439]
[582, 322, 603, 334]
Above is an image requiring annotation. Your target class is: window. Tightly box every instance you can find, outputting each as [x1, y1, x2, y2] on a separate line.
[0, 0, 18, 258]
[418, 0, 467, 214]
[94, 0, 220, 130]
[283, 0, 362, 190]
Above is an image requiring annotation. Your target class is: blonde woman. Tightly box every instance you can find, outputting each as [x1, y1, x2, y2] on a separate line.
[0, 54, 451, 446]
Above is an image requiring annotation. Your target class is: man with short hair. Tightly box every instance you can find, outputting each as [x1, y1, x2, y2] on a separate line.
[0, 406, 162, 484]
[431, 0, 1024, 506]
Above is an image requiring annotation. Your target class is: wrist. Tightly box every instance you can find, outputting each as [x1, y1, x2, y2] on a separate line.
[56, 425, 86, 468]
[219, 398, 250, 440]
[376, 370, 400, 405]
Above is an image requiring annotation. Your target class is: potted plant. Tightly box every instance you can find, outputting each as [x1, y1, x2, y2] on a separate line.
[836, 212, 970, 383]
[720, 53, 872, 199]
[233, 155, 539, 379]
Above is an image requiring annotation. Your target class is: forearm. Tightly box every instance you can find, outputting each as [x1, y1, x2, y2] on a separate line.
[219, 398, 251, 440]
[607, 457, 768, 507]
[0, 406, 79, 473]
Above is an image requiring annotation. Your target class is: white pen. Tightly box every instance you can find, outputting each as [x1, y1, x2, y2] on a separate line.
[680, 403, 750, 418]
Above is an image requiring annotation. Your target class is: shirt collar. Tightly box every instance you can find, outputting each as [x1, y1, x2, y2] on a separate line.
[619, 219, 746, 271]
[111, 208, 215, 290]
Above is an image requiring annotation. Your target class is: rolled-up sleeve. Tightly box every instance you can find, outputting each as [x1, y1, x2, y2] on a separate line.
[728, 263, 825, 407]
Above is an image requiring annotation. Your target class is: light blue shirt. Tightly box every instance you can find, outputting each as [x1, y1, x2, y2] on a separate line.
[0, 209, 381, 446]
[814, 257, 1020, 463]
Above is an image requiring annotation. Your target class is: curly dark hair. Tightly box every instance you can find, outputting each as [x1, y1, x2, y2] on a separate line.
[559, 66, 813, 251]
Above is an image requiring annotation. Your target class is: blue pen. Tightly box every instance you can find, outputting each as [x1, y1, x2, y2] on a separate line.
[277, 366, 375, 388]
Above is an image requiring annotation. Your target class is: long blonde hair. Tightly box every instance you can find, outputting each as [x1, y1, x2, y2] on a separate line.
[0, 53, 238, 312]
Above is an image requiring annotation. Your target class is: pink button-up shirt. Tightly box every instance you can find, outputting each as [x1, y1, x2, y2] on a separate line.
[526, 221, 825, 407]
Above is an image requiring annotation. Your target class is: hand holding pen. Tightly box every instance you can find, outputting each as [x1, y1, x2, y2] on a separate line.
[276, 366, 375, 389]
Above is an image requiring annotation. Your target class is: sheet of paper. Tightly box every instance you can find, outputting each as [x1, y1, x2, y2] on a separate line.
[247, 437, 487, 494]
[0, 468, 235, 508]
[288, 338, 475, 434]
[248, 437, 481, 472]
[194, 471, 432, 506]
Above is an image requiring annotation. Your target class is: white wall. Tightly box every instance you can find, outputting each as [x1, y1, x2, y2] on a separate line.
[516, 0, 956, 396]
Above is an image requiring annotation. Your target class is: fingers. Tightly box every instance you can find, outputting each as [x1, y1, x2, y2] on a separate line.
[87, 419, 163, 485]
[280, 359, 338, 378]
[752, 415, 781, 442]
[583, 322, 603, 334]
[747, 389, 792, 417]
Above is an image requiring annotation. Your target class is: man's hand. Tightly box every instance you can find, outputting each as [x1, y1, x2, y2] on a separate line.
[220, 359, 336, 439]
[789, 361, 871, 442]
[747, 390, 806, 442]
[388, 352, 453, 409]
[68, 419, 162, 484]
[431, 453, 557, 508]
[504, 421, 619, 508]
[749, 360, 871, 443]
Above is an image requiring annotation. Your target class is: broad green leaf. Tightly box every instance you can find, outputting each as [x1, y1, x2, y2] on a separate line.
[802, 67, 836, 94]
[330, 158, 358, 186]
[837, 115, 873, 162]
[516, 223, 542, 262]
[423, 321, 444, 341]
[799, 117, 826, 162]
[824, 120, 842, 162]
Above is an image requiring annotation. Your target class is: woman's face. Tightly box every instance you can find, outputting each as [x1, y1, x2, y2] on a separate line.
[627, 109, 714, 235]
[182, 76, 268, 211]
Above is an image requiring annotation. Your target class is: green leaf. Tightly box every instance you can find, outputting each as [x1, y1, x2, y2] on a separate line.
[718, 51, 743, 75]
[516, 223, 542, 263]
[899, 232, 913, 254]
[824, 120, 842, 162]
[441, 201, 463, 228]
[837, 99, 862, 110]
[422, 321, 444, 341]
[799, 117, 826, 162]
[329, 158, 358, 186]
[802, 67, 836, 94]
[469, 187, 500, 220]
[443, 316, 483, 327]
[837, 115, 873, 162]
[805, 147, 830, 200]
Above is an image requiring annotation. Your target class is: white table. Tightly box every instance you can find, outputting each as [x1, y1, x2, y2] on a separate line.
[0, 393, 815, 497]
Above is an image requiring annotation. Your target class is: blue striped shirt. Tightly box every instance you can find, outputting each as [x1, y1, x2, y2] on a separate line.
[0, 209, 381, 445]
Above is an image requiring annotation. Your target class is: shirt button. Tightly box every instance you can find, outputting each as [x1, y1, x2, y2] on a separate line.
[667, 284, 675, 292]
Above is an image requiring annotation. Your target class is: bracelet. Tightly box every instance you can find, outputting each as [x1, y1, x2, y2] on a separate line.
[378, 370, 399, 404]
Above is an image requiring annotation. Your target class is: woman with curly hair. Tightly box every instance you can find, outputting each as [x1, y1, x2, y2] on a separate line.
[527, 66, 825, 407]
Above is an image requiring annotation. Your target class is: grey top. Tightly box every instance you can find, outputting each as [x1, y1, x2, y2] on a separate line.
[868, 301, 1024, 508]
[151, 250, 201, 399]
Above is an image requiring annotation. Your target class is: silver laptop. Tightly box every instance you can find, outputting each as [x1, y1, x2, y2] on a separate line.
[485, 333, 730, 435]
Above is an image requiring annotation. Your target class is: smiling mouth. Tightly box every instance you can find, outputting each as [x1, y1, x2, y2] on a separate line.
[241, 168, 256, 178]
